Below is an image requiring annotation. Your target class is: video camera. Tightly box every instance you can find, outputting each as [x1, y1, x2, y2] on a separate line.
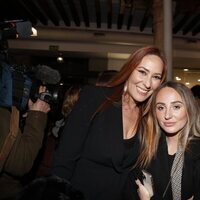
[0, 63, 61, 110]
[0, 20, 32, 53]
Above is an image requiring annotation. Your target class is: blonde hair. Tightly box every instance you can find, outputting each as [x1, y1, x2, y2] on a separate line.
[137, 81, 200, 168]
[62, 86, 81, 118]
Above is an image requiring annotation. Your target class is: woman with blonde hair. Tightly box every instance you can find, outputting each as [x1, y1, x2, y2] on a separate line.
[136, 81, 200, 200]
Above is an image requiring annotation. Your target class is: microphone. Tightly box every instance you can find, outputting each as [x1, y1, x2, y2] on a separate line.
[35, 65, 61, 84]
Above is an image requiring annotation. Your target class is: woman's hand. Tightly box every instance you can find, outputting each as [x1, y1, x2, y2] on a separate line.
[135, 179, 151, 200]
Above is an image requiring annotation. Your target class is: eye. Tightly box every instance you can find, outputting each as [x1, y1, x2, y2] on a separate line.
[138, 70, 147, 76]
[173, 105, 181, 110]
[156, 105, 164, 111]
[153, 75, 162, 80]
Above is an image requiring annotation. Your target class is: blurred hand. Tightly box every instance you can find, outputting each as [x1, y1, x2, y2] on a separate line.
[28, 86, 50, 113]
[135, 179, 151, 200]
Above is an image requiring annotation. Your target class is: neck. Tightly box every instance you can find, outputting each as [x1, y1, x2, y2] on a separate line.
[166, 135, 179, 155]
[122, 93, 137, 110]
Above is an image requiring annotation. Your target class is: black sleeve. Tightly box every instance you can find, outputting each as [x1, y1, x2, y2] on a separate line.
[50, 85, 107, 180]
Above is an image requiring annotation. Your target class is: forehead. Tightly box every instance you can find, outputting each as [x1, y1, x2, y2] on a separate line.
[156, 87, 183, 102]
[138, 55, 163, 73]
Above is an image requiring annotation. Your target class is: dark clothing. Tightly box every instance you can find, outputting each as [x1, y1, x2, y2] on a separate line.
[126, 133, 200, 200]
[51, 85, 140, 200]
[147, 133, 200, 200]
[0, 107, 47, 200]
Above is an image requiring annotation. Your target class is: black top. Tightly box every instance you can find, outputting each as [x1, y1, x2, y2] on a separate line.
[51, 85, 140, 200]
[147, 133, 200, 200]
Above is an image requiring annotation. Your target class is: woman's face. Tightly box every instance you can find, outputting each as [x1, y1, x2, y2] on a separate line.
[155, 87, 188, 135]
[125, 54, 163, 103]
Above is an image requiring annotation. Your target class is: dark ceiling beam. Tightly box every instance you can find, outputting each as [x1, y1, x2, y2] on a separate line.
[140, 0, 152, 32]
[0, 0, 18, 21]
[182, 13, 200, 35]
[79, 0, 89, 27]
[67, 0, 80, 26]
[16, 0, 37, 25]
[118, 0, 134, 30]
[95, 0, 101, 28]
[192, 23, 200, 35]
[127, 6, 135, 30]
[173, 12, 191, 34]
[36, 0, 59, 26]
[0, 0, 37, 25]
[117, 0, 125, 29]
[53, 0, 70, 26]
[107, 0, 112, 29]
[19, 0, 48, 25]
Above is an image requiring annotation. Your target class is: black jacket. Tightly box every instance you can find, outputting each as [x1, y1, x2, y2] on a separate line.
[148, 132, 200, 200]
[51, 85, 140, 200]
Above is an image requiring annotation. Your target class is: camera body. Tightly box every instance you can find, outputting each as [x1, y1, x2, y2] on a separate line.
[0, 62, 60, 110]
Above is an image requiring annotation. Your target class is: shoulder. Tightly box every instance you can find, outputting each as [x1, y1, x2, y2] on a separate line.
[187, 137, 200, 161]
[80, 85, 115, 100]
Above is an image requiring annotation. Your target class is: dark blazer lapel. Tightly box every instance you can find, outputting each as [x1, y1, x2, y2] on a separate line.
[108, 103, 124, 173]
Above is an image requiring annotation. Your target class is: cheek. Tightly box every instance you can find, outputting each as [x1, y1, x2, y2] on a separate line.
[156, 111, 162, 123]
[179, 114, 188, 127]
[152, 80, 162, 90]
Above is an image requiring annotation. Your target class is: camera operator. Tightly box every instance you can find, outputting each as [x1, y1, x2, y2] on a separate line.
[0, 85, 50, 200]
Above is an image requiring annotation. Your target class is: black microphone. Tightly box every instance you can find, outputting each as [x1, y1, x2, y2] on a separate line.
[35, 65, 61, 84]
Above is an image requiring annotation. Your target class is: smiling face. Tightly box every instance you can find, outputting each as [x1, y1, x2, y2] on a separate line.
[155, 87, 188, 135]
[125, 54, 163, 103]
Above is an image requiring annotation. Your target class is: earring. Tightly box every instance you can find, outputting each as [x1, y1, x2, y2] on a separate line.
[123, 85, 127, 93]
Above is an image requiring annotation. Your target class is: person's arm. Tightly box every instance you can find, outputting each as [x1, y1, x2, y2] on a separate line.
[51, 85, 104, 180]
[3, 86, 50, 176]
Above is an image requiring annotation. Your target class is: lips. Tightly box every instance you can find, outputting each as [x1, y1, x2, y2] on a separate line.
[136, 86, 150, 96]
[163, 122, 175, 127]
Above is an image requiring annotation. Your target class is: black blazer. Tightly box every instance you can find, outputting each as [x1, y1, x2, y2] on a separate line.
[147, 132, 200, 200]
[51, 85, 140, 200]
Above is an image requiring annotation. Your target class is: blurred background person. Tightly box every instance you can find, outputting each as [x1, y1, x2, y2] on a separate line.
[35, 85, 82, 177]
[96, 70, 118, 86]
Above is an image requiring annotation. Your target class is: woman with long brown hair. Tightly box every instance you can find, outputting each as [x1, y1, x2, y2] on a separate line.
[51, 46, 167, 200]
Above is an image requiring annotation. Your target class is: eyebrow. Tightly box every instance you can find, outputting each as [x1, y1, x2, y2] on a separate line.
[138, 66, 162, 75]
[156, 101, 184, 105]
[138, 66, 149, 72]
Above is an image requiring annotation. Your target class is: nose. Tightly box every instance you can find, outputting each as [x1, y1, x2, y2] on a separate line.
[164, 107, 172, 120]
[143, 76, 151, 89]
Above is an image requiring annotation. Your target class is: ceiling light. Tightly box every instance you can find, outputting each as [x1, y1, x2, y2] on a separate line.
[175, 76, 181, 81]
[31, 27, 37, 36]
[198, 79, 200, 82]
[57, 53, 64, 63]
[183, 68, 189, 71]
[185, 82, 190, 85]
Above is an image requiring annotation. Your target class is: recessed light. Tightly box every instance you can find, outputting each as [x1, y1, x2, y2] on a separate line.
[175, 76, 181, 81]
